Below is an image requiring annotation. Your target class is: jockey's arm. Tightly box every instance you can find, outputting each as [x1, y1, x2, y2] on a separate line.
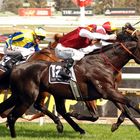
[79, 29, 116, 40]
[23, 42, 40, 51]
[33, 44, 40, 51]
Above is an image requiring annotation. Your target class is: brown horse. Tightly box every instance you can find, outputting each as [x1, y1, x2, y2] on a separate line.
[1, 26, 140, 137]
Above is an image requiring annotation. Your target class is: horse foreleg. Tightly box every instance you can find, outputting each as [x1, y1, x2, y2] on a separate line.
[124, 105, 140, 130]
[85, 100, 99, 121]
[110, 102, 126, 132]
[54, 97, 85, 134]
[111, 112, 125, 132]
[90, 77, 140, 131]
[103, 87, 140, 131]
[34, 92, 63, 133]
[68, 100, 99, 122]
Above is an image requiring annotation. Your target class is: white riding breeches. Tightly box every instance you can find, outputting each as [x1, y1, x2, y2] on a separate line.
[55, 43, 85, 61]
[4, 46, 35, 57]
[79, 41, 114, 54]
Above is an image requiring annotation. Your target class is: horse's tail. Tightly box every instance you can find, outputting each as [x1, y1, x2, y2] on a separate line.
[0, 94, 17, 118]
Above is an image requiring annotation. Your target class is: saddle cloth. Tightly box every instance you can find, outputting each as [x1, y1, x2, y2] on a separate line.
[49, 64, 77, 84]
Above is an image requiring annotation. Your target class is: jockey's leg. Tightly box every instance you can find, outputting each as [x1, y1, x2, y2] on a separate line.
[58, 58, 74, 79]
[5, 52, 23, 69]
[55, 44, 84, 79]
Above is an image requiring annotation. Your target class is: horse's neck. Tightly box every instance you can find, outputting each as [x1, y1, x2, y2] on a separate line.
[29, 47, 60, 62]
[85, 43, 131, 71]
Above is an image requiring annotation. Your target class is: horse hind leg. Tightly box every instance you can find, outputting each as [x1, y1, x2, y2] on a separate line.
[54, 97, 85, 134]
[0, 94, 17, 116]
[34, 92, 63, 133]
[7, 100, 33, 138]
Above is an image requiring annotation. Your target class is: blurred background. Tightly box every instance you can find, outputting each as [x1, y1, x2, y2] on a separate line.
[0, 0, 140, 120]
[0, 0, 140, 15]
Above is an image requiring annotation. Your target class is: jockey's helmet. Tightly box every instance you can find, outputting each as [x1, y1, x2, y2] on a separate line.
[102, 21, 117, 32]
[86, 24, 97, 32]
[34, 27, 47, 40]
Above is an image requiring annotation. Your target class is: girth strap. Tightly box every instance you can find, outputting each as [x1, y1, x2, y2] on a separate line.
[70, 80, 82, 101]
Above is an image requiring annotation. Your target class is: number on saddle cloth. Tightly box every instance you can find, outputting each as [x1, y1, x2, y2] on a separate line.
[49, 64, 76, 84]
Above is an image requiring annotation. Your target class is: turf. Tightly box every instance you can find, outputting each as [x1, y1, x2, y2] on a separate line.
[0, 122, 139, 140]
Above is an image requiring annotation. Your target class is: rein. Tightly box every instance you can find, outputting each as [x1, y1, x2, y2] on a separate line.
[101, 40, 140, 74]
[100, 50, 120, 73]
[120, 42, 140, 62]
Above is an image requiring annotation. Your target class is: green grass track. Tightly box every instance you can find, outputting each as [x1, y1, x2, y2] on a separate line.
[0, 122, 139, 140]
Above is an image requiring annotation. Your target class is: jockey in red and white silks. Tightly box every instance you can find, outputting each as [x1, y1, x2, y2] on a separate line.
[55, 21, 117, 61]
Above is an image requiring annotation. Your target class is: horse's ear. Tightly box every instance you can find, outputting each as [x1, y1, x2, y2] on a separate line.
[124, 22, 135, 30]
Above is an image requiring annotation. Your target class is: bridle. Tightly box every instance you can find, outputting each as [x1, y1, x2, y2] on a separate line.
[120, 29, 140, 62]
[101, 28, 140, 73]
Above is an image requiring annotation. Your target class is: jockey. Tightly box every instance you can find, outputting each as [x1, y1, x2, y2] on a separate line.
[2, 27, 47, 69]
[55, 21, 117, 79]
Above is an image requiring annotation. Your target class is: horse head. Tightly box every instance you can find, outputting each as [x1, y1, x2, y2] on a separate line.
[117, 23, 140, 64]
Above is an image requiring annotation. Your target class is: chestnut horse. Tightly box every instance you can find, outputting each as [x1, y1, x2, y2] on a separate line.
[1, 26, 140, 137]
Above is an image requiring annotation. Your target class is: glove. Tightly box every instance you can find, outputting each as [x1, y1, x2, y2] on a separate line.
[109, 34, 117, 40]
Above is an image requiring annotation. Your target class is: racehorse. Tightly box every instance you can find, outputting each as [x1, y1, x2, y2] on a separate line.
[0, 40, 64, 133]
[0, 33, 100, 123]
[1, 25, 140, 137]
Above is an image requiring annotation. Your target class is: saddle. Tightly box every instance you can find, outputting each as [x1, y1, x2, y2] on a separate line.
[49, 63, 82, 101]
[49, 64, 76, 84]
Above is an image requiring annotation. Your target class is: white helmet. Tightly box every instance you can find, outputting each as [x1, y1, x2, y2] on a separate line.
[34, 27, 47, 40]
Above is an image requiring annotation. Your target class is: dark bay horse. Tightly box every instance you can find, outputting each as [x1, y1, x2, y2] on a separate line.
[0, 35, 98, 135]
[1, 27, 140, 137]
[0, 45, 63, 133]
[0, 33, 100, 123]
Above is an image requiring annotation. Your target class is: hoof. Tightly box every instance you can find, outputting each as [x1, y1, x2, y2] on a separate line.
[80, 130, 86, 135]
[56, 122, 63, 133]
[111, 123, 118, 132]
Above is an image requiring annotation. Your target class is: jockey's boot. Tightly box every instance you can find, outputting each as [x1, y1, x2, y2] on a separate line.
[5, 53, 23, 69]
[5, 58, 16, 69]
[59, 58, 74, 79]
